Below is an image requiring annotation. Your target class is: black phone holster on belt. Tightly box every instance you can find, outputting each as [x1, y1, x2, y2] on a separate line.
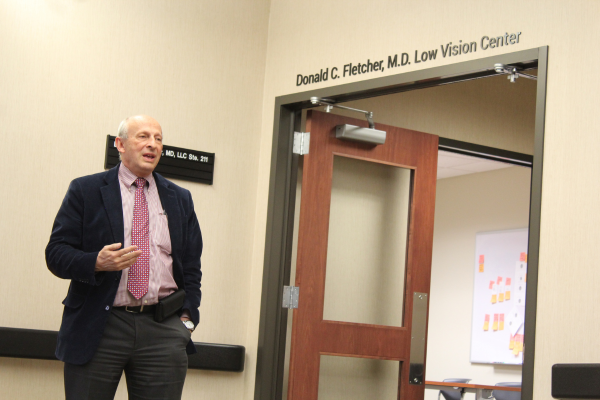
[154, 289, 186, 322]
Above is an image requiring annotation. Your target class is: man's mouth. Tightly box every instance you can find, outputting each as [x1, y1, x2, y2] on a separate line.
[143, 154, 156, 161]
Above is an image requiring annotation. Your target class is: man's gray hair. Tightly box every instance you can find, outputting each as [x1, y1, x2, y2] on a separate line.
[116, 117, 131, 160]
[117, 117, 130, 140]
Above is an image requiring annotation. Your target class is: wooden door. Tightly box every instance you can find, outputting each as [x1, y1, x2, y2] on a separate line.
[287, 110, 438, 399]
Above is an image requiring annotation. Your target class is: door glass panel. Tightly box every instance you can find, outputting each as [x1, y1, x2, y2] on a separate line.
[323, 156, 411, 327]
[318, 355, 400, 399]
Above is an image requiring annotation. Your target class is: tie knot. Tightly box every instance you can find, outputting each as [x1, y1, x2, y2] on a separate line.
[134, 178, 146, 189]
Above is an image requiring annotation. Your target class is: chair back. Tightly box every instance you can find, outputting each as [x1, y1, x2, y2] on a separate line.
[439, 378, 471, 400]
[492, 382, 521, 400]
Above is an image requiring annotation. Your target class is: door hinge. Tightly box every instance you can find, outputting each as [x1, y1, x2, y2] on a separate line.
[282, 286, 299, 309]
[293, 132, 310, 155]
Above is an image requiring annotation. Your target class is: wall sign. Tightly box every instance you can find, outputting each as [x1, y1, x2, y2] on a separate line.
[104, 135, 215, 185]
[296, 31, 523, 86]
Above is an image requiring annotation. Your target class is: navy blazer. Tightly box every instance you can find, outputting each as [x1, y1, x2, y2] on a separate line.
[46, 164, 202, 365]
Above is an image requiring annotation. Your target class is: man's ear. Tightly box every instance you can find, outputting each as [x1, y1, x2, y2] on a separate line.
[115, 137, 126, 154]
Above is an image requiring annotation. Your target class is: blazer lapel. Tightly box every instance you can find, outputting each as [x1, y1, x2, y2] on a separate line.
[100, 165, 125, 245]
[156, 174, 182, 259]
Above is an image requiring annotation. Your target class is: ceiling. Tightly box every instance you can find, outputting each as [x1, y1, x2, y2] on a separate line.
[437, 150, 514, 180]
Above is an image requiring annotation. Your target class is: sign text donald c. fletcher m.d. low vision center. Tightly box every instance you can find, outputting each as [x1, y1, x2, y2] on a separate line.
[296, 32, 522, 86]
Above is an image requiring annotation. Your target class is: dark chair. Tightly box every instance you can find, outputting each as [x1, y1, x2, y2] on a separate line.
[492, 382, 521, 400]
[438, 378, 472, 400]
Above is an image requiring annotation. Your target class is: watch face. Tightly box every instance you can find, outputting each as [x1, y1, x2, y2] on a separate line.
[183, 321, 194, 330]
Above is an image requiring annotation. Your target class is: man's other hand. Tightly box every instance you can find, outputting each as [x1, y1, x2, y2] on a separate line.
[95, 243, 142, 272]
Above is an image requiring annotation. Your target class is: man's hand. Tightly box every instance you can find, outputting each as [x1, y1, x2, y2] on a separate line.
[95, 243, 142, 272]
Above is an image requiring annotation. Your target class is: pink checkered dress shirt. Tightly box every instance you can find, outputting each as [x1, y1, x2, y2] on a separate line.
[113, 164, 178, 307]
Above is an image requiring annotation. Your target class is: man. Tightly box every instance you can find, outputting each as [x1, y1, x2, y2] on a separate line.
[46, 115, 202, 400]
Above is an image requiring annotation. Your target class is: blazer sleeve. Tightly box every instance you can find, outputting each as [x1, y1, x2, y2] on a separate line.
[45, 179, 102, 286]
[181, 191, 203, 326]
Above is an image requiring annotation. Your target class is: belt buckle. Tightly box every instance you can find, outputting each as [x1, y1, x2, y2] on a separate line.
[125, 304, 144, 313]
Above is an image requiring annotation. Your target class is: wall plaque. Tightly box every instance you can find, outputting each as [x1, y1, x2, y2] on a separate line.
[104, 135, 215, 185]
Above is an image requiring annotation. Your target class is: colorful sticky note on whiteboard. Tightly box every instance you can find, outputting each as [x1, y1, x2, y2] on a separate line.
[520, 252, 527, 262]
[493, 314, 499, 331]
[513, 342, 520, 355]
[483, 314, 490, 331]
[497, 277, 504, 302]
[516, 334, 524, 352]
[512, 334, 524, 356]
[499, 313, 505, 330]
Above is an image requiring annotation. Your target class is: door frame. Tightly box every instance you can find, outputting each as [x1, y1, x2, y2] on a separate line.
[255, 47, 548, 400]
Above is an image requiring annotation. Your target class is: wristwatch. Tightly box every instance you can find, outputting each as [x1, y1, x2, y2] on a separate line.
[182, 320, 195, 332]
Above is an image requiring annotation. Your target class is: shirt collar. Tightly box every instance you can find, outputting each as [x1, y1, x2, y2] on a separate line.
[118, 163, 156, 190]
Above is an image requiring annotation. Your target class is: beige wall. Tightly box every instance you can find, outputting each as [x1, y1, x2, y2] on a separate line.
[250, 1, 600, 399]
[426, 166, 531, 400]
[0, 0, 270, 398]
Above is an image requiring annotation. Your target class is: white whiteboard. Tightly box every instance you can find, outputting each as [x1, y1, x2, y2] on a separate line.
[470, 229, 528, 365]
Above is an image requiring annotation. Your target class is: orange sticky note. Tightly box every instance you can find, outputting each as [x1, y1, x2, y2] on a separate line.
[499, 314, 504, 330]
[489, 281, 497, 303]
[517, 334, 524, 352]
[493, 314, 499, 331]
[509, 334, 515, 349]
[479, 264, 484, 272]
[505, 278, 512, 300]
[499, 292, 505, 302]
[520, 253, 527, 262]
[512, 334, 523, 355]
[483, 314, 490, 331]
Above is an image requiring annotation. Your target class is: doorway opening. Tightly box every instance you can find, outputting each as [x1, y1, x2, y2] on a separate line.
[427, 149, 532, 400]
[256, 47, 547, 400]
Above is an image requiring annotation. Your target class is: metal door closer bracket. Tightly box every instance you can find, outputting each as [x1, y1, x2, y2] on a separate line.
[310, 97, 386, 145]
[494, 63, 538, 83]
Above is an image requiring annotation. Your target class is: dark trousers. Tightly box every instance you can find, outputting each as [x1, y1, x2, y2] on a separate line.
[64, 309, 190, 400]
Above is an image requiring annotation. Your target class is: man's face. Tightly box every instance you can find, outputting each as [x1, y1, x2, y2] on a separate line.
[115, 116, 163, 177]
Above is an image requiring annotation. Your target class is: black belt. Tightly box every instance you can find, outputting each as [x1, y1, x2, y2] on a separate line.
[113, 305, 157, 314]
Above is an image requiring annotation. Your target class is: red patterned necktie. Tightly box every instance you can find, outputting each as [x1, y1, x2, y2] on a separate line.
[127, 178, 150, 299]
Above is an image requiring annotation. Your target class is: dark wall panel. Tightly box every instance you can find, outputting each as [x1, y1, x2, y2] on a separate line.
[0, 327, 244, 372]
